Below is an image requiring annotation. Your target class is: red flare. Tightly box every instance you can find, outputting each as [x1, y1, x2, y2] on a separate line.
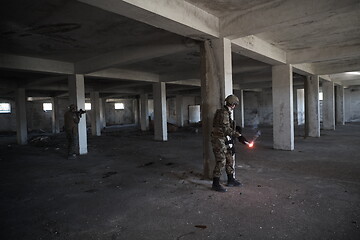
[248, 142, 254, 148]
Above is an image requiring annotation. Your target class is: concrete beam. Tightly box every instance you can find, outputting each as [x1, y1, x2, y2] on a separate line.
[313, 59, 360, 75]
[75, 36, 194, 74]
[167, 79, 201, 87]
[86, 68, 159, 82]
[232, 36, 286, 65]
[160, 70, 198, 82]
[339, 80, 360, 87]
[232, 64, 270, 74]
[233, 73, 272, 84]
[0, 54, 74, 74]
[292, 63, 315, 76]
[25, 76, 66, 87]
[78, 0, 219, 39]
[221, 0, 358, 39]
[288, 45, 360, 64]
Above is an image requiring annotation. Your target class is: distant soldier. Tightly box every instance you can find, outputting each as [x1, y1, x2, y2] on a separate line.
[64, 104, 80, 159]
[211, 94, 247, 192]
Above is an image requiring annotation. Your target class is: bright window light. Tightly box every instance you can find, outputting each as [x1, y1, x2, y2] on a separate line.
[345, 72, 360, 75]
[43, 103, 52, 111]
[115, 103, 124, 110]
[85, 103, 92, 110]
[0, 103, 11, 113]
[319, 92, 323, 101]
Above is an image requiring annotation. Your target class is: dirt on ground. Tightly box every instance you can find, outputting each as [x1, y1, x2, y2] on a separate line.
[0, 123, 359, 240]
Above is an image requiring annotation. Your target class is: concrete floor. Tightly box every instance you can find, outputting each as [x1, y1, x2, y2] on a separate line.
[0, 124, 359, 240]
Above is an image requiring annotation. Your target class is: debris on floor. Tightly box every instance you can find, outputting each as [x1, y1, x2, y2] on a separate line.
[102, 171, 118, 178]
[194, 225, 207, 229]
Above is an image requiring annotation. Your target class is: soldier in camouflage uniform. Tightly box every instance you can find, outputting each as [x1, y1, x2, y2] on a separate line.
[64, 104, 80, 159]
[211, 95, 243, 192]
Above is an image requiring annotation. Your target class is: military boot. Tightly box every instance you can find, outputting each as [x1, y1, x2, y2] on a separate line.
[227, 174, 242, 187]
[212, 177, 227, 192]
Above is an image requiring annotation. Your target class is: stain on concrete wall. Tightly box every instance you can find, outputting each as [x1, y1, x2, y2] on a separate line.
[105, 99, 134, 125]
[26, 101, 53, 132]
[244, 90, 272, 127]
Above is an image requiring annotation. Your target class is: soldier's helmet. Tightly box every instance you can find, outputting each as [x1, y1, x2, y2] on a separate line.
[225, 95, 239, 106]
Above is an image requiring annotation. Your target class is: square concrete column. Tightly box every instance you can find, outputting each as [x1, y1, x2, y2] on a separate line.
[140, 93, 149, 131]
[153, 82, 167, 141]
[335, 85, 345, 125]
[296, 89, 305, 125]
[133, 98, 139, 126]
[234, 89, 244, 128]
[51, 97, 60, 133]
[68, 74, 87, 154]
[212, 38, 233, 100]
[176, 95, 184, 127]
[272, 64, 294, 150]
[15, 88, 28, 145]
[99, 98, 106, 129]
[200, 39, 233, 179]
[322, 81, 335, 130]
[90, 91, 101, 136]
[305, 76, 320, 137]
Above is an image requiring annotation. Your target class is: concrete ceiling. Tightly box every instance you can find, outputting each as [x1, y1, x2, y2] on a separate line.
[0, 0, 359, 99]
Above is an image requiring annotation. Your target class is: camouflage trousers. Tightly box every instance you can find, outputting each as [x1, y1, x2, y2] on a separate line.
[66, 128, 78, 156]
[211, 137, 235, 178]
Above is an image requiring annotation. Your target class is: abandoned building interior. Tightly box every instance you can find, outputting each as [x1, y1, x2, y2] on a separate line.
[0, 0, 360, 239]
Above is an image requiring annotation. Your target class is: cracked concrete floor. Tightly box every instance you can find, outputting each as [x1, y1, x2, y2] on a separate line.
[0, 123, 359, 240]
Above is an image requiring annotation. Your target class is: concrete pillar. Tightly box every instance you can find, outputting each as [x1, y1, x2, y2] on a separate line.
[213, 38, 233, 101]
[15, 88, 27, 145]
[68, 74, 87, 154]
[322, 81, 335, 130]
[234, 89, 244, 128]
[133, 98, 139, 126]
[176, 95, 184, 127]
[200, 38, 233, 179]
[90, 91, 101, 136]
[272, 64, 294, 150]
[305, 76, 320, 137]
[335, 85, 345, 125]
[140, 93, 149, 131]
[153, 82, 167, 141]
[99, 98, 106, 129]
[296, 89, 305, 125]
[51, 97, 60, 133]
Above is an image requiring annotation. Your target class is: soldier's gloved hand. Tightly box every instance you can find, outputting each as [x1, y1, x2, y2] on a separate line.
[238, 135, 249, 145]
[234, 131, 241, 138]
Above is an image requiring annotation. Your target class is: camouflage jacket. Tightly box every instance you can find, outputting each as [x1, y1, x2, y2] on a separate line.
[211, 106, 239, 138]
[64, 110, 80, 131]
